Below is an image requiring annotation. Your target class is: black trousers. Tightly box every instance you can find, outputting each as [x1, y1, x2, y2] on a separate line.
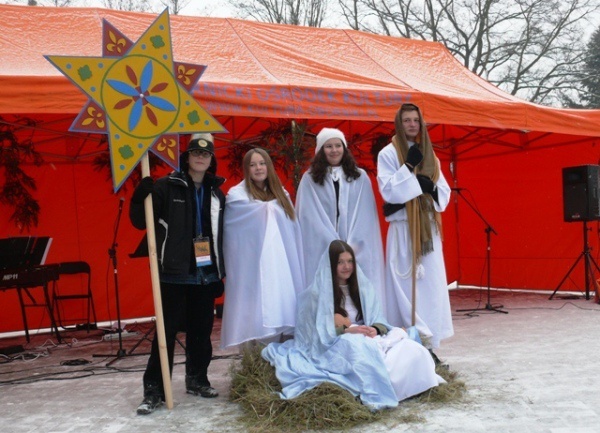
[143, 281, 216, 397]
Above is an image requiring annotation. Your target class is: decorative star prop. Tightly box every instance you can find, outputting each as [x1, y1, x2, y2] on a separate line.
[46, 9, 226, 191]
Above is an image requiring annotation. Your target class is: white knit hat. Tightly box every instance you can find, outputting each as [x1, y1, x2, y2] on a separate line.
[315, 128, 347, 154]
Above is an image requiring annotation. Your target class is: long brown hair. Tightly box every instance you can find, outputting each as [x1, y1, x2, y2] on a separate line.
[243, 148, 295, 220]
[393, 103, 436, 177]
[393, 103, 441, 258]
[329, 240, 363, 322]
[309, 147, 361, 185]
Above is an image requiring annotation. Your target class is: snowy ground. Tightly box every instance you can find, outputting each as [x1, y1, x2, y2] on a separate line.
[1, 288, 599, 433]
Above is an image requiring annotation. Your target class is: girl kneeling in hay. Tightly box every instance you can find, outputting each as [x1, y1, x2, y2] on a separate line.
[262, 240, 443, 410]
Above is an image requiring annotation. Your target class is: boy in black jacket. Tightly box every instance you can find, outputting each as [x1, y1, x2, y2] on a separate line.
[130, 133, 226, 415]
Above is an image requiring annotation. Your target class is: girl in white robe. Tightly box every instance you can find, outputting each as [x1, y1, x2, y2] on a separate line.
[262, 240, 443, 409]
[220, 148, 305, 348]
[296, 128, 385, 305]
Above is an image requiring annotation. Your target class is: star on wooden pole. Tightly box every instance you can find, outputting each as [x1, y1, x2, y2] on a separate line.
[46, 10, 226, 411]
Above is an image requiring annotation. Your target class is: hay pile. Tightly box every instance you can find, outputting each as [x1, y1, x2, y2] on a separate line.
[229, 346, 465, 433]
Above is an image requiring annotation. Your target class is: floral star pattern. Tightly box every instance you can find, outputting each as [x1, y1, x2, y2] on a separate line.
[108, 61, 176, 131]
[46, 10, 226, 191]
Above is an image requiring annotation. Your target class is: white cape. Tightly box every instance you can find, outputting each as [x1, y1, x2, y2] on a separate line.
[220, 181, 305, 348]
[295, 168, 385, 304]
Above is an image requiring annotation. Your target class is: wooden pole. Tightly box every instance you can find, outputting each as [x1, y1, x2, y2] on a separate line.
[141, 154, 173, 409]
[411, 204, 417, 328]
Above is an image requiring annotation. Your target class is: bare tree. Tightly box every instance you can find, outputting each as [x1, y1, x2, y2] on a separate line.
[102, 0, 152, 12]
[229, 0, 328, 26]
[336, 0, 600, 106]
[159, 0, 190, 14]
[579, 25, 600, 107]
[22, 0, 75, 5]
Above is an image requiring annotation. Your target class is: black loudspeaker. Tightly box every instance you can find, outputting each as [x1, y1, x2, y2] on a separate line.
[563, 165, 600, 222]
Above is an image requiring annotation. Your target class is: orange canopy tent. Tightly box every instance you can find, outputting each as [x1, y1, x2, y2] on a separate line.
[1, 4, 600, 334]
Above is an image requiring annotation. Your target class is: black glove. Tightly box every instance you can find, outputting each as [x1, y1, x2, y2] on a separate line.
[132, 176, 154, 203]
[405, 145, 423, 171]
[417, 174, 439, 203]
[417, 174, 434, 194]
[382, 202, 405, 217]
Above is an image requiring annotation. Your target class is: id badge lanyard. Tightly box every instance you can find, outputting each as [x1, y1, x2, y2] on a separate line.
[194, 186, 213, 267]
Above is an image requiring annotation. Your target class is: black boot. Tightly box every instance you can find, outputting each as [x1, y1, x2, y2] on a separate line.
[137, 384, 164, 415]
[186, 375, 219, 398]
[137, 395, 162, 415]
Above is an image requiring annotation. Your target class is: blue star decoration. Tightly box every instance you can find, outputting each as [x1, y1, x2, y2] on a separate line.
[46, 9, 226, 191]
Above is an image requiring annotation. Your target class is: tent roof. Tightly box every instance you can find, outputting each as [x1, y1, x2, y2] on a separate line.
[2, 5, 600, 333]
[1, 3, 599, 143]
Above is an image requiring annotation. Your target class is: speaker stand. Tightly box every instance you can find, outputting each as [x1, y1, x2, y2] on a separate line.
[550, 221, 599, 300]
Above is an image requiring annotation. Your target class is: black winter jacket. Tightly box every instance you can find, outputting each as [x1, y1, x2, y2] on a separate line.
[129, 170, 226, 278]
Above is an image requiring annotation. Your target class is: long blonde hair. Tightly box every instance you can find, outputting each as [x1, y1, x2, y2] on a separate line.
[243, 148, 295, 220]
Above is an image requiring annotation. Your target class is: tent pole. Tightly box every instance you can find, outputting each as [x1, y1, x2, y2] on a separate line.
[450, 150, 461, 289]
[141, 154, 174, 410]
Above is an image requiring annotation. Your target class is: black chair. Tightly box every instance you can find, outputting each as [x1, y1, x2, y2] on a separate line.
[51, 261, 97, 331]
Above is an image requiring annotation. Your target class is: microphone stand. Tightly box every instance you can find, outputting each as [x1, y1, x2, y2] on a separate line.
[453, 188, 508, 315]
[93, 198, 128, 365]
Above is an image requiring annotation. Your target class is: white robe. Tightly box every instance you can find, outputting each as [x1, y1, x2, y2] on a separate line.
[295, 168, 385, 303]
[376, 143, 454, 349]
[220, 181, 305, 348]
